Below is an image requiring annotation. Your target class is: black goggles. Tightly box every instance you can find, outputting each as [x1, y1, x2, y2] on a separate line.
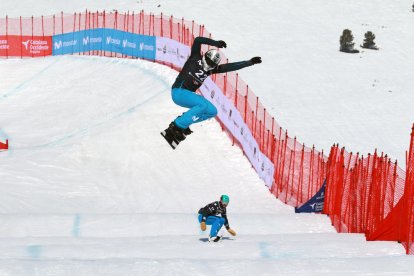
[205, 56, 217, 68]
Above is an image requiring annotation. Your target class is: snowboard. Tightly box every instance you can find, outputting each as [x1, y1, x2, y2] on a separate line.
[161, 130, 180, 149]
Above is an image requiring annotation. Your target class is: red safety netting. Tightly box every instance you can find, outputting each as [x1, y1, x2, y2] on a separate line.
[1, 11, 413, 254]
[0, 140, 8, 150]
[324, 125, 414, 254]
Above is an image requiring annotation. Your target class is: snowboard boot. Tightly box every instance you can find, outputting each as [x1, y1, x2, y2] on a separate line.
[182, 127, 193, 137]
[208, 235, 222, 242]
[168, 122, 186, 142]
[161, 122, 190, 149]
[175, 115, 193, 137]
[161, 125, 179, 149]
[161, 122, 185, 149]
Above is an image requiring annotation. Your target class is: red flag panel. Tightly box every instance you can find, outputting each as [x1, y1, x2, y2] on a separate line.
[0, 35, 52, 57]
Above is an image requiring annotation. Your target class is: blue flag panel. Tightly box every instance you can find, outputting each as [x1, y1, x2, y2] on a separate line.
[295, 180, 326, 213]
[52, 28, 155, 60]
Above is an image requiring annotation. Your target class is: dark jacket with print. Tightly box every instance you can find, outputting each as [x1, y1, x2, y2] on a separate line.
[172, 36, 254, 92]
[198, 201, 230, 230]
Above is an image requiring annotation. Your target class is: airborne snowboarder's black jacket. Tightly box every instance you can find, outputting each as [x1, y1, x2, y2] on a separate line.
[198, 201, 230, 230]
[172, 36, 255, 92]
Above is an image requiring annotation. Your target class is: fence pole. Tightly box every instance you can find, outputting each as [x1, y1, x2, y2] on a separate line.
[191, 20, 194, 42]
[61, 11, 63, 35]
[72, 13, 76, 55]
[31, 16, 34, 58]
[279, 131, 288, 197]
[262, 108, 266, 152]
[5, 15, 9, 58]
[153, 14, 155, 36]
[41, 15, 45, 57]
[285, 149, 293, 203]
[244, 85, 248, 122]
[291, 137, 297, 205]
[19, 16, 22, 58]
[298, 144, 305, 205]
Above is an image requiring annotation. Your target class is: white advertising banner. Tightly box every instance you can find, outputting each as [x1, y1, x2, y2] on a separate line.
[155, 37, 190, 68]
[199, 79, 275, 188]
[155, 37, 274, 188]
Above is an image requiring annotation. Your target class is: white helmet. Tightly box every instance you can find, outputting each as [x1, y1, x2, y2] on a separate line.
[202, 49, 221, 71]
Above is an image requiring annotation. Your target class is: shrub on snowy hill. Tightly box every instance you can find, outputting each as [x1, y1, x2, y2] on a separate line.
[361, 31, 379, 50]
[339, 29, 359, 53]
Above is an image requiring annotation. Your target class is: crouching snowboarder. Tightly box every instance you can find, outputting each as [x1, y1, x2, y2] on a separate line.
[161, 36, 262, 149]
[198, 195, 237, 242]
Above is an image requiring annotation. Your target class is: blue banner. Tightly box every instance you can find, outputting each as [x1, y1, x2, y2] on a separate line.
[295, 180, 326, 213]
[52, 28, 155, 60]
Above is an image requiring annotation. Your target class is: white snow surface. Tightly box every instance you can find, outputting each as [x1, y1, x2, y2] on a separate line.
[0, 0, 414, 275]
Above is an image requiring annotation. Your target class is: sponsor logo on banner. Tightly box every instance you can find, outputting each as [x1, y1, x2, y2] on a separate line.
[157, 45, 168, 55]
[295, 180, 326, 213]
[0, 40, 9, 50]
[21, 40, 30, 49]
[139, 42, 154, 51]
[176, 48, 185, 60]
[232, 119, 240, 132]
[0, 35, 52, 57]
[21, 39, 50, 54]
[106, 36, 120, 45]
[83, 36, 102, 45]
[123, 39, 136, 49]
[155, 37, 190, 68]
[221, 103, 228, 116]
[214, 95, 221, 106]
[54, 39, 77, 50]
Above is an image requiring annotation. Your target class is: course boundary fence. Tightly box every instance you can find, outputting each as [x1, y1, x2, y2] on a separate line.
[324, 127, 414, 254]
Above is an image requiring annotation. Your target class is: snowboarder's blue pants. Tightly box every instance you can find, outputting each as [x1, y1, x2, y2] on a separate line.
[198, 214, 225, 237]
[172, 88, 217, 129]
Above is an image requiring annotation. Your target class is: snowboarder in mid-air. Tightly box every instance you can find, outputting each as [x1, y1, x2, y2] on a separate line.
[198, 195, 236, 242]
[161, 36, 262, 149]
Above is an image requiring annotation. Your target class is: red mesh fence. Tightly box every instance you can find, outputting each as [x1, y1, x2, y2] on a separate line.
[324, 125, 414, 254]
[403, 127, 414, 254]
[1, 11, 413, 254]
[0, 140, 8, 150]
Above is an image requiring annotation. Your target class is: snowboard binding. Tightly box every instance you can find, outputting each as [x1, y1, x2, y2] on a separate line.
[161, 122, 190, 149]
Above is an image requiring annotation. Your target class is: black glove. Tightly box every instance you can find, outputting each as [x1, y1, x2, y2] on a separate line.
[217, 40, 227, 48]
[250, 56, 262, 64]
